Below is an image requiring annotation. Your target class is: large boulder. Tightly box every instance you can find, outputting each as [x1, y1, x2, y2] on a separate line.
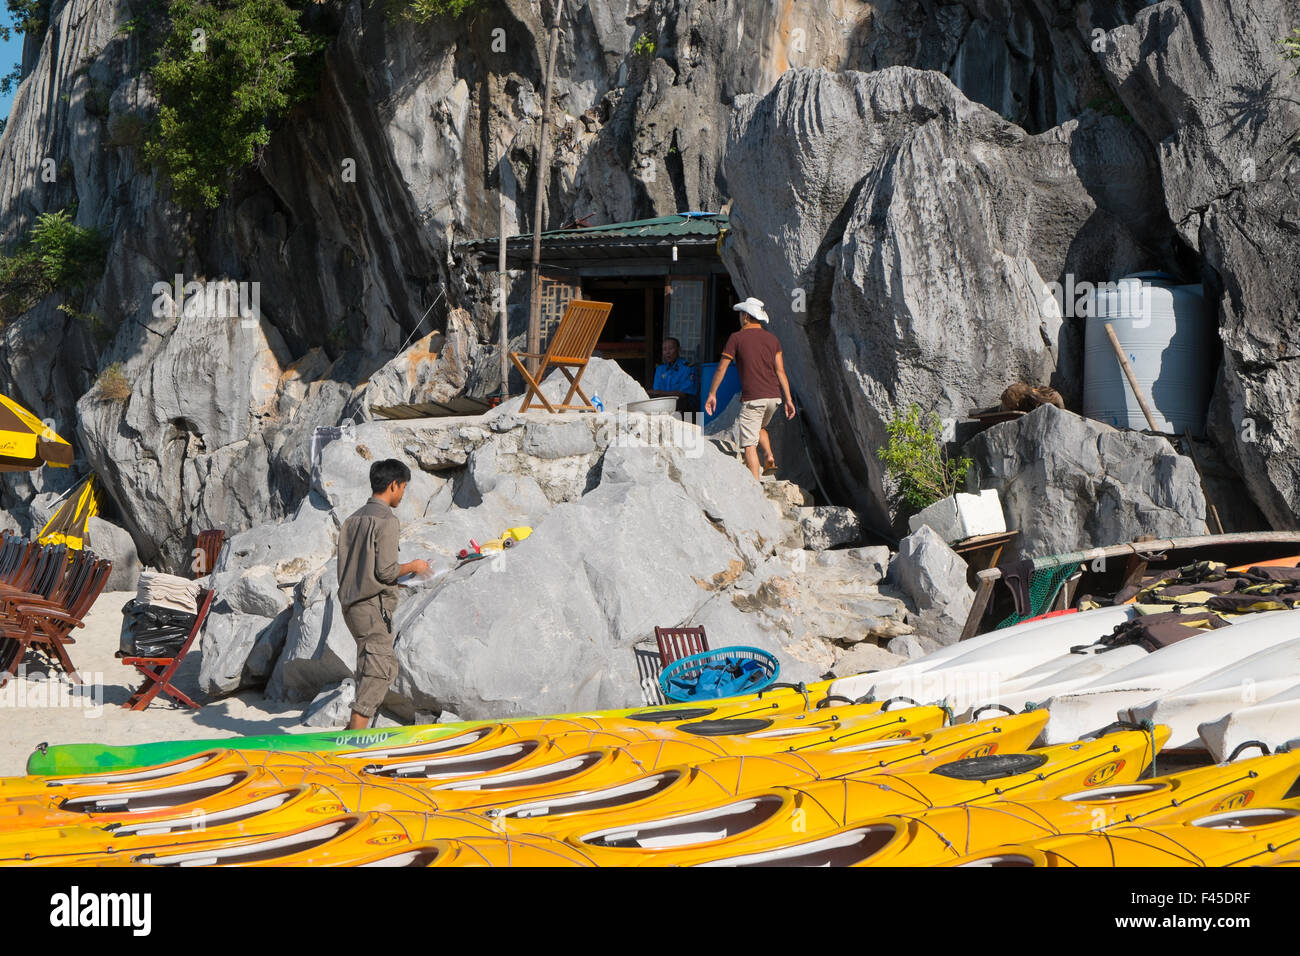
[86, 516, 141, 591]
[1099, 0, 1300, 528]
[266, 563, 356, 702]
[887, 525, 974, 646]
[220, 492, 340, 586]
[198, 565, 293, 696]
[387, 444, 750, 718]
[721, 66, 1180, 533]
[76, 312, 354, 570]
[964, 404, 1210, 557]
[349, 308, 486, 421]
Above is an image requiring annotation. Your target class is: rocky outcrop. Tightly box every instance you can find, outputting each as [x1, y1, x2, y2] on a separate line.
[86, 516, 140, 591]
[721, 66, 1180, 535]
[181, 362, 913, 719]
[1099, 0, 1300, 528]
[887, 525, 974, 647]
[964, 404, 1210, 557]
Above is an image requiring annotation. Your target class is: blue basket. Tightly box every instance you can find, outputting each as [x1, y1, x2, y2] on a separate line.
[658, 646, 780, 703]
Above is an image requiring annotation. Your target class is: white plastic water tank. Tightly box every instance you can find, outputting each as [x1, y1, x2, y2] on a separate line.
[1082, 273, 1216, 437]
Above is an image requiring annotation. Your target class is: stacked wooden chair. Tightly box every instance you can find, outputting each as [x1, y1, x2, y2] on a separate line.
[0, 532, 113, 686]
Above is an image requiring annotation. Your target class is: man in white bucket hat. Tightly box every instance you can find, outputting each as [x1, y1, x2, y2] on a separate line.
[704, 297, 796, 480]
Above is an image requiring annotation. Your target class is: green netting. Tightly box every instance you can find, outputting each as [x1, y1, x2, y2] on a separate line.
[995, 561, 1080, 629]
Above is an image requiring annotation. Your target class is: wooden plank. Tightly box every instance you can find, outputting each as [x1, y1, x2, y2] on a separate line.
[960, 569, 1000, 641]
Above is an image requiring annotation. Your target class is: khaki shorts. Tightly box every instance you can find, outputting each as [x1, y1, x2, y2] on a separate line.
[736, 398, 781, 448]
[343, 599, 397, 719]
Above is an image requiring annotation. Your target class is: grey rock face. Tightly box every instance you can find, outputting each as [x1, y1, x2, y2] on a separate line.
[349, 309, 485, 421]
[887, 524, 975, 646]
[265, 564, 355, 702]
[1099, 0, 1300, 528]
[797, 506, 862, 551]
[220, 493, 340, 586]
[198, 597, 291, 698]
[722, 67, 1178, 534]
[300, 679, 357, 728]
[86, 516, 141, 591]
[831, 642, 908, 678]
[964, 405, 1209, 558]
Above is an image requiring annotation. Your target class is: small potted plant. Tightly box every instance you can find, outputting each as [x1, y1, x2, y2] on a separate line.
[877, 403, 1004, 543]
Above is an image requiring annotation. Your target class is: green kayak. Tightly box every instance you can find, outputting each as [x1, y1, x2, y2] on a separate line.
[24, 681, 825, 776]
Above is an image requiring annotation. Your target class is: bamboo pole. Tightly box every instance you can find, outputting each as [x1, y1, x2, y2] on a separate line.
[1102, 322, 1225, 535]
[1103, 322, 1161, 432]
[527, 0, 563, 377]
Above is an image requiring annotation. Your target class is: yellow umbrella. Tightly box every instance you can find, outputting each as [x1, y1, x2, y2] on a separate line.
[38, 474, 99, 551]
[0, 394, 73, 472]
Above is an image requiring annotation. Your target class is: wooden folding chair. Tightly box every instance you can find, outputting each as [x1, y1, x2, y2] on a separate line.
[121, 587, 215, 710]
[654, 625, 710, 669]
[0, 558, 112, 687]
[509, 300, 613, 412]
[193, 529, 225, 577]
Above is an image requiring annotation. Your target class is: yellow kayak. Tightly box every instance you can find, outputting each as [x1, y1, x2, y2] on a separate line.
[693, 750, 1300, 867]
[448, 710, 1051, 839]
[0, 697, 888, 807]
[0, 705, 945, 824]
[947, 802, 1300, 867]
[0, 777, 443, 864]
[2, 708, 972, 863]
[562, 726, 1169, 866]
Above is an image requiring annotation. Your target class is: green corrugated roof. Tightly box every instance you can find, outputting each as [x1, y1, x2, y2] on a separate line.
[460, 212, 728, 251]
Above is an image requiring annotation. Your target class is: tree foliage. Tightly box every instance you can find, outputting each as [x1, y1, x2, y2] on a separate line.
[1283, 28, 1300, 75]
[0, 209, 107, 318]
[877, 403, 972, 512]
[400, 0, 482, 22]
[142, 0, 328, 209]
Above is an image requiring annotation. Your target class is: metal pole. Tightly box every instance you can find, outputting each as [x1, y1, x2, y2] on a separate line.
[527, 0, 562, 376]
[499, 172, 509, 397]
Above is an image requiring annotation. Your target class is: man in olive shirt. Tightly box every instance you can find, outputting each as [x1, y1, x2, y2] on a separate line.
[704, 297, 796, 481]
[337, 459, 430, 729]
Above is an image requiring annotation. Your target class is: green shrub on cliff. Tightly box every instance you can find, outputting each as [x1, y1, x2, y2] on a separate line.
[0, 209, 107, 317]
[143, 0, 328, 209]
[400, 0, 482, 22]
[878, 403, 971, 512]
[1284, 28, 1300, 75]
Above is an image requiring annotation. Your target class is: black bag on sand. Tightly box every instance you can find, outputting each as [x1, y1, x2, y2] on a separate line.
[118, 598, 197, 658]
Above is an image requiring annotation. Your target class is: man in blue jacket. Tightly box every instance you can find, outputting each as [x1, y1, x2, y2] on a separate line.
[648, 336, 699, 412]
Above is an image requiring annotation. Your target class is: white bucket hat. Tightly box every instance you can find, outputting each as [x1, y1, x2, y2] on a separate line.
[733, 297, 769, 323]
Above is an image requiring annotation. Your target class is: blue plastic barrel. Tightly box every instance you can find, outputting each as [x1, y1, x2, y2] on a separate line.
[699, 362, 741, 426]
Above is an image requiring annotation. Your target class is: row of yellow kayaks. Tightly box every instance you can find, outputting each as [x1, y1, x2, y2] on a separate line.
[3, 693, 1300, 865]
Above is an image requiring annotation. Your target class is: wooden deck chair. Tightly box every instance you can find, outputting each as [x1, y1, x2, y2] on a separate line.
[0, 558, 112, 687]
[509, 300, 613, 412]
[121, 587, 215, 710]
[193, 529, 225, 577]
[654, 625, 710, 670]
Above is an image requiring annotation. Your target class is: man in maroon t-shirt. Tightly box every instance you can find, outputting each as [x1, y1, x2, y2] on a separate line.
[704, 297, 796, 480]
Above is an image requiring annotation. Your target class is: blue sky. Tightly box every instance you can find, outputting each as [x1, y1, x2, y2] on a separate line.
[0, 13, 26, 123]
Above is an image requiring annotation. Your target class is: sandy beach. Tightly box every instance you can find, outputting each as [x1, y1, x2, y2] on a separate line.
[0, 589, 319, 777]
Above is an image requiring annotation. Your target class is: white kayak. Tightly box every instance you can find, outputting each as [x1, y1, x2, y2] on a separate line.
[1128, 637, 1300, 750]
[1038, 609, 1300, 744]
[830, 606, 1136, 712]
[958, 644, 1150, 721]
[1199, 681, 1300, 763]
